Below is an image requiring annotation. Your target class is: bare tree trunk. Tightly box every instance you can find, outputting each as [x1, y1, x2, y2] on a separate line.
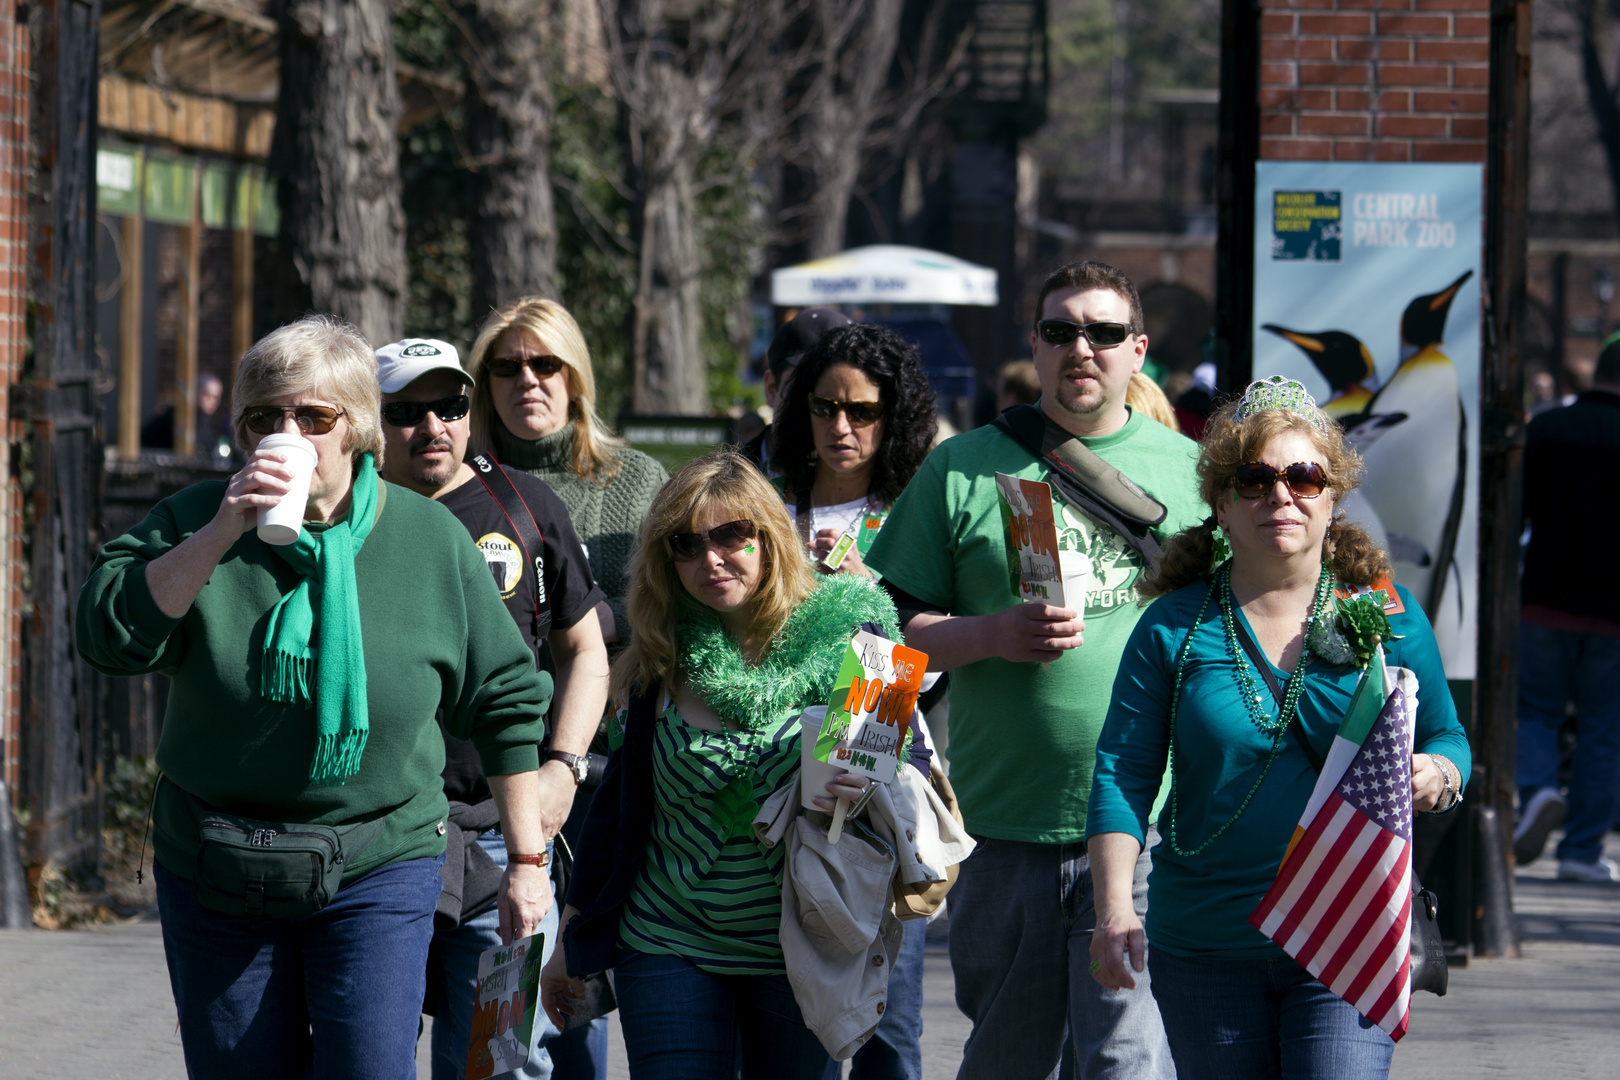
[453, 0, 560, 314]
[803, 0, 904, 257]
[1577, 0, 1620, 224]
[269, 0, 407, 344]
[629, 49, 710, 413]
[605, 0, 800, 411]
[610, 0, 719, 414]
[636, 152, 707, 411]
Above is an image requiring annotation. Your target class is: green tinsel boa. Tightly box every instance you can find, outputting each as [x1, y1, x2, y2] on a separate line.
[677, 575, 903, 732]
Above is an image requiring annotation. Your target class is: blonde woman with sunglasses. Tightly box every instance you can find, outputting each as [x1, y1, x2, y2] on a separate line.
[466, 297, 668, 649]
[539, 450, 916, 1079]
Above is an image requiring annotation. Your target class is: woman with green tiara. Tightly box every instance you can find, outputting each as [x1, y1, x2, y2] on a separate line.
[1084, 377, 1470, 1079]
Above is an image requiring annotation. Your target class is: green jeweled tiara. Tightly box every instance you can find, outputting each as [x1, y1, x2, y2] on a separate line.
[1233, 375, 1329, 430]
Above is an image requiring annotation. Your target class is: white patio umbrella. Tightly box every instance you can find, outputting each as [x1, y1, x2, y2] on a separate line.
[770, 245, 998, 307]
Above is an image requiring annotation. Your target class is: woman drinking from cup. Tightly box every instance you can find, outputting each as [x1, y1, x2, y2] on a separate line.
[1084, 377, 1470, 1079]
[77, 316, 553, 1080]
[539, 450, 904, 1079]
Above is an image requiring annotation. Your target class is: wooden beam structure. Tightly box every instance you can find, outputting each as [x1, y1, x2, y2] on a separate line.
[98, 74, 276, 159]
[24, 0, 104, 873]
[117, 213, 142, 459]
[174, 169, 201, 458]
[232, 226, 254, 379]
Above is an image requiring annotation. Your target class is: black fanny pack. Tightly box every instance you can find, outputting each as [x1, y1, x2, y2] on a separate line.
[167, 778, 387, 929]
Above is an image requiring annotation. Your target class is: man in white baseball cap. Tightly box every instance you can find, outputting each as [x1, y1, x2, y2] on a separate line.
[375, 337, 609, 1080]
[375, 339, 476, 494]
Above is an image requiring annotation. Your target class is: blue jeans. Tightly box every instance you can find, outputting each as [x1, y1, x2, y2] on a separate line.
[550, 797, 609, 1080]
[948, 832, 1173, 1080]
[825, 915, 926, 1080]
[155, 852, 444, 1080]
[1516, 620, 1620, 863]
[1148, 948, 1393, 1079]
[427, 834, 561, 1080]
[613, 949, 831, 1080]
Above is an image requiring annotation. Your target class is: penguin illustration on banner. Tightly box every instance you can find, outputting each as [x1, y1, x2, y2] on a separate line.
[1258, 326, 1378, 418]
[1260, 269, 1472, 628]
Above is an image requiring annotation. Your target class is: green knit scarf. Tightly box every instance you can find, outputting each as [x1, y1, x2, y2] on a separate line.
[260, 453, 380, 786]
[677, 575, 902, 732]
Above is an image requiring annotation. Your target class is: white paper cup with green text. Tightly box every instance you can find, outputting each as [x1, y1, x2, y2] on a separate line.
[255, 433, 318, 546]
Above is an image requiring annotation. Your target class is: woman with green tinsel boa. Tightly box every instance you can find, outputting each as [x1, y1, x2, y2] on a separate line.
[539, 449, 919, 1079]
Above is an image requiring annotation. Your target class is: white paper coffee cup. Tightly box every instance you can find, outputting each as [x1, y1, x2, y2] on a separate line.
[255, 433, 318, 546]
[1059, 548, 1091, 618]
[799, 705, 846, 812]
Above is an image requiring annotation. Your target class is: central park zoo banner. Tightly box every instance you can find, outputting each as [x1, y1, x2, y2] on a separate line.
[1253, 161, 1483, 680]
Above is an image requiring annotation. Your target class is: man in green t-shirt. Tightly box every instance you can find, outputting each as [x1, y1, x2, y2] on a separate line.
[867, 261, 1202, 1080]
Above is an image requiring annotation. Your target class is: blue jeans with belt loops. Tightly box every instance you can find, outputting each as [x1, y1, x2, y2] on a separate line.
[155, 852, 445, 1080]
[947, 831, 1173, 1080]
[1148, 948, 1394, 1080]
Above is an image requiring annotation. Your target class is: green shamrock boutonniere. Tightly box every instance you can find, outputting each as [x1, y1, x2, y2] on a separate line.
[1309, 591, 1403, 670]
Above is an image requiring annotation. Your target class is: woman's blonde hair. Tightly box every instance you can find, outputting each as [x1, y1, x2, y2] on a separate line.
[465, 297, 624, 483]
[1126, 371, 1180, 433]
[232, 314, 385, 465]
[609, 449, 817, 700]
[1142, 396, 1389, 597]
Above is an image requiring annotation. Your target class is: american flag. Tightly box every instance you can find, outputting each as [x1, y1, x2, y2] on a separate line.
[1249, 673, 1417, 1041]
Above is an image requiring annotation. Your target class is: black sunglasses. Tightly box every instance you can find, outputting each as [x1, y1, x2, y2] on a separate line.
[487, 355, 567, 380]
[243, 404, 346, 436]
[1035, 319, 1135, 348]
[808, 394, 885, 426]
[668, 519, 757, 562]
[1233, 461, 1330, 500]
[381, 394, 471, 427]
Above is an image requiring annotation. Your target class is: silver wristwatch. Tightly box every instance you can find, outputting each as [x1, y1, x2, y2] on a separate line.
[546, 749, 590, 786]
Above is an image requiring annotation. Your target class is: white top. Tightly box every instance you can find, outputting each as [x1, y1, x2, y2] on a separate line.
[809, 497, 869, 540]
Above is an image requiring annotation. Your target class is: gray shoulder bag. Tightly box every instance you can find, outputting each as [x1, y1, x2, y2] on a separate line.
[991, 404, 1168, 564]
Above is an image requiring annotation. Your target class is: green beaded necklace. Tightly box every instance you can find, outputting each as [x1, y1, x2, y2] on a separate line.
[1163, 562, 1332, 858]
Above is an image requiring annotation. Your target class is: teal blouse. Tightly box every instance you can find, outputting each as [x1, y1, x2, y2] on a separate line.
[617, 703, 801, 974]
[1085, 580, 1471, 959]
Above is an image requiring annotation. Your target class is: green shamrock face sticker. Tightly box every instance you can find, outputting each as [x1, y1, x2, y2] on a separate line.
[743, 543, 756, 555]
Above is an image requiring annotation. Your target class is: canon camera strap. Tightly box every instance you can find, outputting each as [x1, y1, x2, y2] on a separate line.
[992, 403, 1167, 565]
[469, 453, 552, 645]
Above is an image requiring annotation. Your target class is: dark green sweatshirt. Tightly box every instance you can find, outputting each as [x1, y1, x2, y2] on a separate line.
[77, 478, 552, 885]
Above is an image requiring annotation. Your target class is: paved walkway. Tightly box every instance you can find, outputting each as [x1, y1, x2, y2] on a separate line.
[2, 833, 1615, 1078]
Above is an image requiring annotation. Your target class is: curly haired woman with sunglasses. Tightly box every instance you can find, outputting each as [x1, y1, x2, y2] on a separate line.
[539, 450, 914, 1079]
[769, 323, 937, 580]
[1084, 379, 1470, 1080]
[76, 316, 554, 1080]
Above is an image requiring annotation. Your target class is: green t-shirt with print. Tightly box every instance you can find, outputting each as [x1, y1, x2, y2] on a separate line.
[866, 408, 1204, 843]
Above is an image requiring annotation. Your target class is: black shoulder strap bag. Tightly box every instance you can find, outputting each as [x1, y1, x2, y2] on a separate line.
[1230, 614, 1448, 997]
[992, 404, 1168, 564]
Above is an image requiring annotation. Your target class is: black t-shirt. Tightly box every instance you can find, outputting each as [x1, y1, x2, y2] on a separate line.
[436, 464, 605, 804]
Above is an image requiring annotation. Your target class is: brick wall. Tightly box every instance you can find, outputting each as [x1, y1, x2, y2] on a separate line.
[1258, 0, 1490, 163]
[0, 1, 25, 796]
